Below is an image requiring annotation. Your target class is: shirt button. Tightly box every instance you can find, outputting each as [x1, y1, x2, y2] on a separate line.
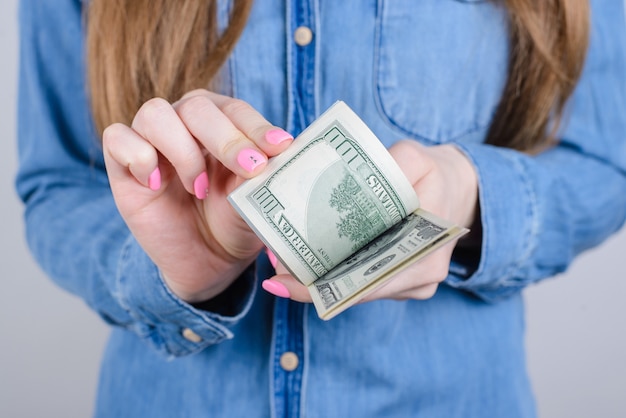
[279, 351, 299, 371]
[182, 328, 203, 343]
[294, 26, 313, 46]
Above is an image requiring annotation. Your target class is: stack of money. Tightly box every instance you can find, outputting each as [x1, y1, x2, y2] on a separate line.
[229, 101, 467, 319]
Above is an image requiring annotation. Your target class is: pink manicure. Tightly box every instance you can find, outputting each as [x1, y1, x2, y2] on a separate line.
[148, 167, 161, 191]
[262, 280, 291, 298]
[237, 148, 267, 172]
[266, 247, 278, 269]
[193, 172, 209, 200]
[265, 128, 293, 145]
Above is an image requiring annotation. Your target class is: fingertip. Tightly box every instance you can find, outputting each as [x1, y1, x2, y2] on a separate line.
[237, 148, 267, 174]
[263, 276, 313, 303]
[148, 167, 161, 191]
[193, 171, 210, 199]
[262, 279, 291, 298]
[265, 128, 293, 146]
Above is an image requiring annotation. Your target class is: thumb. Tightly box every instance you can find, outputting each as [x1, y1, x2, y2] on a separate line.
[261, 275, 312, 303]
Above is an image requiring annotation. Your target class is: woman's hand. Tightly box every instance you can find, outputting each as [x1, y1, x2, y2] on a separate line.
[102, 90, 293, 302]
[262, 141, 478, 302]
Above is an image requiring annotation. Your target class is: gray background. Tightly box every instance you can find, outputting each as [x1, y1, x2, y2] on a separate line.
[1, 1, 624, 417]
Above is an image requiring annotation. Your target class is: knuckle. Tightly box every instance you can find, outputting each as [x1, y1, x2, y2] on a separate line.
[432, 263, 450, 283]
[136, 97, 172, 125]
[220, 98, 253, 118]
[390, 140, 417, 156]
[396, 139, 415, 152]
[175, 94, 214, 121]
[102, 123, 127, 146]
[217, 133, 247, 158]
[180, 88, 209, 100]
[249, 124, 276, 143]
[415, 283, 439, 300]
[133, 148, 156, 169]
[175, 148, 200, 170]
[420, 255, 450, 284]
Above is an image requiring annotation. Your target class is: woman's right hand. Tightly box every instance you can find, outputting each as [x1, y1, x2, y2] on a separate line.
[102, 90, 293, 303]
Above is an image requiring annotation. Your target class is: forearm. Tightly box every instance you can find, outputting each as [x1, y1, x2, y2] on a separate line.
[448, 142, 626, 301]
[446, 0, 626, 300]
[23, 179, 257, 356]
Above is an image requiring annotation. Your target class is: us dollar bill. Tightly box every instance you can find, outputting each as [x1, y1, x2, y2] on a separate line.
[229, 101, 420, 286]
[308, 209, 467, 320]
[228, 101, 468, 319]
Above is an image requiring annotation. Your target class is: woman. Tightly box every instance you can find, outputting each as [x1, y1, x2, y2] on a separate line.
[16, 0, 626, 416]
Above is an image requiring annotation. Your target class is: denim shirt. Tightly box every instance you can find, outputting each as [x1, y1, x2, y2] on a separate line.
[16, 0, 626, 417]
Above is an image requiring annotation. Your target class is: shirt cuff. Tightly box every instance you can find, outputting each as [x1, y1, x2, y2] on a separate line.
[113, 235, 257, 358]
[445, 143, 538, 301]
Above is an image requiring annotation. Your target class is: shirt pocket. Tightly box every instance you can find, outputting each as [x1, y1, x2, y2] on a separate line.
[374, 0, 509, 144]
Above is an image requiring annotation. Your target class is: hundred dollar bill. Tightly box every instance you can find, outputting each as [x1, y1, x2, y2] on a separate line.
[229, 101, 420, 286]
[308, 209, 467, 320]
[228, 101, 468, 319]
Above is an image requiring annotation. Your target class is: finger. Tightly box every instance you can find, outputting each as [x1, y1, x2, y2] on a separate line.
[375, 282, 440, 301]
[361, 275, 440, 302]
[361, 250, 451, 302]
[266, 247, 278, 269]
[262, 276, 312, 303]
[174, 92, 282, 179]
[102, 122, 160, 191]
[203, 91, 294, 155]
[131, 97, 208, 198]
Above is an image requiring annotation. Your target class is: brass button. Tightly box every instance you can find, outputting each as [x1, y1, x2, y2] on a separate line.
[294, 26, 313, 46]
[279, 351, 299, 371]
[182, 328, 203, 343]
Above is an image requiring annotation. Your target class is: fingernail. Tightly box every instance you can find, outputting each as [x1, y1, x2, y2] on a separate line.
[266, 247, 278, 269]
[148, 167, 161, 191]
[237, 148, 267, 173]
[262, 280, 290, 298]
[265, 128, 293, 145]
[193, 172, 209, 199]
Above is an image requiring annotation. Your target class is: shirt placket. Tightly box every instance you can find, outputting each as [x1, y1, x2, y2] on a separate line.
[285, 0, 318, 135]
[271, 299, 306, 418]
[272, 1, 317, 417]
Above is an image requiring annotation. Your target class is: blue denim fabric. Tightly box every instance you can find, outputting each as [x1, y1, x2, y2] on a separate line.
[16, 0, 626, 417]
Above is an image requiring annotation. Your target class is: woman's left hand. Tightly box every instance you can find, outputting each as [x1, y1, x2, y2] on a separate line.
[262, 141, 478, 302]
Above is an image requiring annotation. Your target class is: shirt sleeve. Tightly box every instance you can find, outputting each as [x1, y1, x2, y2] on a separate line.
[15, 0, 256, 358]
[446, 0, 626, 301]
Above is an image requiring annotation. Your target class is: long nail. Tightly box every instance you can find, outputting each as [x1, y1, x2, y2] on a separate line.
[148, 167, 161, 191]
[193, 172, 209, 200]
[266, 247, 278, 269]
[265, 128, 293, 145]
[237, 148, 267, 173]
[262, 280, 290, 298]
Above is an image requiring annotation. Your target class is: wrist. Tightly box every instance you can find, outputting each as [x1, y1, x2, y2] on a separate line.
[160, 256, 255, 303]
[436, 145, 479, 229]
[189, 264, 256, 315]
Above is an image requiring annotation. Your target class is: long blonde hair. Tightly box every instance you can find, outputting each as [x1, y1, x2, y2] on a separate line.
[86, 0, 589, 152]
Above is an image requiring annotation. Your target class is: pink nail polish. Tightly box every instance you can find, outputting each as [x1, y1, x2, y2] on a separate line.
[265, 129, 293, 145]
[237, 148, 267, 173]
[262, 280, 291, 298]
[193, 172, 209, 200]
[148, 167, 161, 191]
[266, 247, 278, 269]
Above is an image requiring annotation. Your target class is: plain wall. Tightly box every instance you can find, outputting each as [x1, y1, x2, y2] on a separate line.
[1, 1, 624, 417]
